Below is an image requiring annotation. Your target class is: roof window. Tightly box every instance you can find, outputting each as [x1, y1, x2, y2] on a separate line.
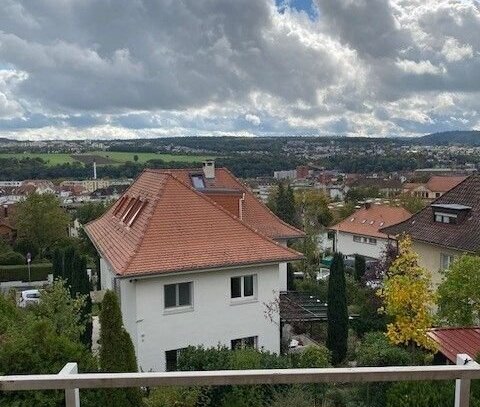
[191, 174, 205, 189]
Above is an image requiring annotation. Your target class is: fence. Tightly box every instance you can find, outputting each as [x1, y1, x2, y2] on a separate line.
[0, 354, 478, 407]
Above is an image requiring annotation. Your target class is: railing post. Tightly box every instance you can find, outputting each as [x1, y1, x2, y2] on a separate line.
[59, 363, 80, 407]
[455, 354, 477, 407]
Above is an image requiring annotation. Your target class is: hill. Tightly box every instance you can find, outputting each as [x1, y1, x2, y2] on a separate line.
[419, 130, 480, 146]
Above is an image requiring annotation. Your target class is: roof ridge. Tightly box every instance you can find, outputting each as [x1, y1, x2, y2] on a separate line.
[163, 171, 304, 260]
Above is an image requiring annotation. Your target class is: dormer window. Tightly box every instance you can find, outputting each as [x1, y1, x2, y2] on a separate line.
[432, 203, 471, 225]
[191, 174, 205, 189]
[434, 212, 457, 224]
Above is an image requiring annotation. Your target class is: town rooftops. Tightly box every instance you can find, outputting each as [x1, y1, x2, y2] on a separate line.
[426, 176, 467, 193]
[330, 204, 412, 239]
[427, 327, 480, 363]
[84, 170, 303, 277]
[381, 175, 480, 252]
[156, 166, 305, 240]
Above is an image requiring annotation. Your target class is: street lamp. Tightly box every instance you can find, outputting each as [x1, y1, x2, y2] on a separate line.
[26, 252, 31, 282]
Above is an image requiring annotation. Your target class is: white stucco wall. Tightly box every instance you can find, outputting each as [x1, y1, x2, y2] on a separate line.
[109, 264, 281, 372]
[335, 231, 389, 259]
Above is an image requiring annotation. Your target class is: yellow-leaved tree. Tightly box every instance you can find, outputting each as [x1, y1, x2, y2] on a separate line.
[378, 235, 437, 351]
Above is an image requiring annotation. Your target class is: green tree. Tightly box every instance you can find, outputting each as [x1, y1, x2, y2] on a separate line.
[400, 194, 426, 214]
[438, 255, 480, 326]
[326, 253, 349, 365]
[133, 154, 139, 162]
[295, 189, 333, 231]
[13, 193, 70, 259]
[99, 290, 143, 407]
[354, 254, 366, 282]
[274, 182, 297, 226]
[34, 279, 86, 342]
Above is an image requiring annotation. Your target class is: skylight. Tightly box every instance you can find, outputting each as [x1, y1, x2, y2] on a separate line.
[191, 175, 205, 189]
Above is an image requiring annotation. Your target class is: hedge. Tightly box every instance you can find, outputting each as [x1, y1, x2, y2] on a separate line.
[0, 263, 52, 282]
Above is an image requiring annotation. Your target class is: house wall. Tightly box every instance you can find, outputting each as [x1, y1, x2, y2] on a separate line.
[114, 264, 281, 372]
[335, 231, 389, 259]
[412, 240, 464, 286]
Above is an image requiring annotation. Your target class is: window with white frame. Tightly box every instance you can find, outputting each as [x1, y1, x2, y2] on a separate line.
[231, 274, 256, 299]
[164, 282, 193, 308]
[353, 235, 377, 245]
[434, 212, 458, 224]
[440, 253, 455, 271]
[231, 336, 258, 350]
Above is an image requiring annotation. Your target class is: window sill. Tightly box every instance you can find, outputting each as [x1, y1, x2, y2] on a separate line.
[230, 297, 258, 306]
[163, 306, 194, 315]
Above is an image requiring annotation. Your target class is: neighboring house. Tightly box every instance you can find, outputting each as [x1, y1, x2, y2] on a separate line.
[427, 327, 480, 364]
[382, 175, 478, 285]
[402, 176, 467, 200]
[330, 203, 411, 259]
[349, 177, 403, 197]
[85, 165, 303, 372]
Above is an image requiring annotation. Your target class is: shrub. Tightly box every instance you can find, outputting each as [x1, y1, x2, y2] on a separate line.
[0, 263, 52, 282]
[296, 345, 331, 368]
[356, 332, 411, 367]
[0, 251, 26, 265]
[386, 381, 455, 407]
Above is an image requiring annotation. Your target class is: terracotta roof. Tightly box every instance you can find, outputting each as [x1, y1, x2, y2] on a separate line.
[427, 327, 480, 363]
[330, 204, 412, 239]
[154, 168, 305, 240]
[85, 170, 302, 277]
[426, 176, 467, 193]
[381, 176, 480, 252]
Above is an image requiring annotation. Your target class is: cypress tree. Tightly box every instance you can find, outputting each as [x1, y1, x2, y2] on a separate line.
[354, 254, 366, 282]
[326, 253, 349, 365]
[276, 182, 286, 221]
[99, 291, 143, 406]
[284, 184, 297, 226]
[52, 248, 64, 280]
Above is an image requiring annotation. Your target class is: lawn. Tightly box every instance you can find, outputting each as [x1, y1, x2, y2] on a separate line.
[0, 151, 214, 166]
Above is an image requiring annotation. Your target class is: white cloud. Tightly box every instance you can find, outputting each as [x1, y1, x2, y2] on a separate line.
[0, 0, 479, 139]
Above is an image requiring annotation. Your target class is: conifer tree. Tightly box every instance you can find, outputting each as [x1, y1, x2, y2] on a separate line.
[354, 254, 366, 282]
[99, 291, 143, 407]
[326, 252, 348, 365]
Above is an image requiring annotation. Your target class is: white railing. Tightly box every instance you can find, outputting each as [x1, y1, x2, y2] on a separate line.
[0, 354, 478, 407]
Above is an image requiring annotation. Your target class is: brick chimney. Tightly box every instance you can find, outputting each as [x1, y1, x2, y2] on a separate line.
[203, 160, 215, 179]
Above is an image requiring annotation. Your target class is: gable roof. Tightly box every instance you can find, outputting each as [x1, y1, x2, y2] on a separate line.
[381, 175, 480, 252]
[426, 176, 467, 193]
[155, 167, 305, 240]
[84, 170, 302, 277]
[427, 327, 480, 363]
[330, 204, 412, 239]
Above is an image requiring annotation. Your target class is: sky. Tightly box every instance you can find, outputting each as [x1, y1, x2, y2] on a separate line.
[0, 0, 479, 140]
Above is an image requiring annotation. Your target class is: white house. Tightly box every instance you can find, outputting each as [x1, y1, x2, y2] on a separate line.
[85, 166, 302, 372]
[329, 203, 411, 259]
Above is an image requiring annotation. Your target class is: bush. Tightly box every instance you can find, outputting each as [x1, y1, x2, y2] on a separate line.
[146, 386, 202, 407]
[386, 381, 455, 407]
[296, 345, 331, 368]
[356, 332, 411, 367]
[0, 263, 52, 282]
[0, 251, 26, 265]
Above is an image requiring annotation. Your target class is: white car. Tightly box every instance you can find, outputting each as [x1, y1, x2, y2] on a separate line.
[19, 289, 41, 308]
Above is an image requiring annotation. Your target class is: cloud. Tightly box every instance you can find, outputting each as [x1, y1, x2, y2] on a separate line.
[0, 0, 479, 139]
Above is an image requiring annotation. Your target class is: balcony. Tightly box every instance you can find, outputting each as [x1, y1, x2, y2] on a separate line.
[1, 354, 479, 407]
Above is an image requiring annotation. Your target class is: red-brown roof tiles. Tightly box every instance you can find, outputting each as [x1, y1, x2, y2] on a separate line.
[426, 176, 467, 193]
[330, 204, 412, 239]
[85, 170, 302, 277]
[427, 327, 480, 363]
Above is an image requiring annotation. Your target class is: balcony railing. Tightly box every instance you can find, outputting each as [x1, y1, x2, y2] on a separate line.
[1, 354, 479, 407]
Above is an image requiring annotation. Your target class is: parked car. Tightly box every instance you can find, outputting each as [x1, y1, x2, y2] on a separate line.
[19, 289, 41, 307]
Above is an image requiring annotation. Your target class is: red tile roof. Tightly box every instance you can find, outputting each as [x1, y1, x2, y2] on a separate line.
[155, 168, 305, 240]
[330, 204, 412, 239]
[427, 327, 480, 363]
[426, 176, 467, 193]
[85, 170, 302, 277]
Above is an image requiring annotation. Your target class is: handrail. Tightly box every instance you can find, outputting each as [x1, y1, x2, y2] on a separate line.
[1, 364, 480, 391]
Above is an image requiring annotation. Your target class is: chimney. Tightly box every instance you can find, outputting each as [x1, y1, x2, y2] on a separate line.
[203, 160, 215, 179]
[365, 201, 372, 210]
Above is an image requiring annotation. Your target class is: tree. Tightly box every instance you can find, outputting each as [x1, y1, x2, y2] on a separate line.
[400, 194, 427, 214]
[295, 189, 333, 231]
[438, 255, 480, 326]
[34, 279, 86, 342]
[274, 182, 297, 226]
[13, 193, 70, 258]
[133, 154, 139, 162]
[379, 236, 436, 350]
[354, 254, 366, 282]
[99, 290, 143, 407]
[326, 253, 349, 365]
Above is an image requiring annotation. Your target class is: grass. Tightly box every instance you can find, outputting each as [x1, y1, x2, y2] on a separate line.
[0, 151, 214, 166]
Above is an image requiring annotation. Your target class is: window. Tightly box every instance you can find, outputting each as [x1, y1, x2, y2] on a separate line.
[191, 175, 205, 189]
[353, 235, 362, 243]
[165, 348, 185, 371]
[231, 275, 256, 299]
[441, 253, 455, 271]
[353, 235, 376, 245]
[164, 282, 193, 308]
[435, 192, 441, 198]
[231, 336, 258, 350]
[434, 212, 458, 224]
[368, 238, 377, 245]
